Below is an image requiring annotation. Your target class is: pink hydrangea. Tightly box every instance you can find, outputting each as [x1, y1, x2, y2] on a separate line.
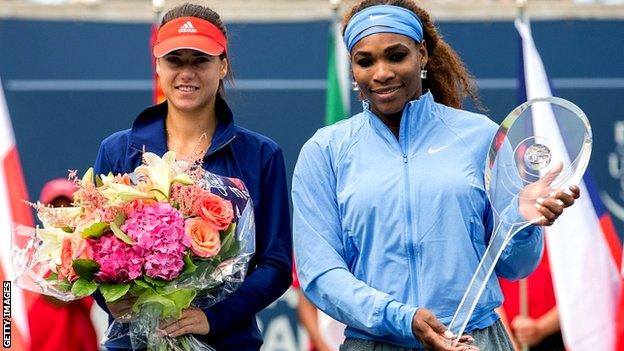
[122, 202, 190, 281]
[90, 232, 143, 283]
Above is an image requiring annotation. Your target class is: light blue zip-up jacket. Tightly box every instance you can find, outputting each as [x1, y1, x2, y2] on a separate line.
[292, 92, 543, 348]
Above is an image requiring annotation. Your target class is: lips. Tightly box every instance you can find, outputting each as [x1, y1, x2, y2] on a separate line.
[176, 85, 199, 92]
[371, 85, 402, 100]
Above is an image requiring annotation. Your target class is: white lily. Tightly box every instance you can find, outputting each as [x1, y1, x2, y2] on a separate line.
[98, 173, 154, 205]
[37, 226, 71, 267]
[135, 151, 194, 201]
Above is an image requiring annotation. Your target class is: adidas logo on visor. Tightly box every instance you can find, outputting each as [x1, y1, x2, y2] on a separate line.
[177, 21, 197, 33]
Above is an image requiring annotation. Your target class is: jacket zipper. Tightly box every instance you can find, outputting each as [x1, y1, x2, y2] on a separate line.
[399, 110, 419, 304]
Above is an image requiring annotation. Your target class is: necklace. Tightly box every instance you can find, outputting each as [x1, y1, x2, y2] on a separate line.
[165, 127, 211, 162]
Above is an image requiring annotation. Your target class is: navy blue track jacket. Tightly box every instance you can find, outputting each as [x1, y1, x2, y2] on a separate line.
[93, 97, 293, 350]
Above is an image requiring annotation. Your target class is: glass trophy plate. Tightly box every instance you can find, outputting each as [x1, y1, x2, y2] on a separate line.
[447, 97, 592, 343]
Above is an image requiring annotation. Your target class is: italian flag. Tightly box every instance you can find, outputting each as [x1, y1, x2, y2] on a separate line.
[325, 18, 351, 126]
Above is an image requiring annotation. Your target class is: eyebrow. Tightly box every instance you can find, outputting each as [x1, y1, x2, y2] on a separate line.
[353, 43, 410, 57]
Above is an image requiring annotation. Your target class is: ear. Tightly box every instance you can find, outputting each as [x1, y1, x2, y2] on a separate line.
[419, 40, 429, 68]
[219, 57, 229, 80]
[155, 58, 161, 76]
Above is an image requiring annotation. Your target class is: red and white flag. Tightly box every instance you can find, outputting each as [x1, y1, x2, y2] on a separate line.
[617, 255, 624, 350]
[0, 76, 34, 350]
[516, 17, 623, 350]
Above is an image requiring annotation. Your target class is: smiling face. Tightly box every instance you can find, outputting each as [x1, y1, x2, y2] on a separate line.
[351, 33, 428, 121]
[156, 49, 228, 115]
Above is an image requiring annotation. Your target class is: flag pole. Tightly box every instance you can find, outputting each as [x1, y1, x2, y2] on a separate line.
[151, 0, 165, 104]
[517, 0, 528, 24]
[152, 0, 164, 21]
[515, 3, 530, 350]
[330, 0, 341, 30]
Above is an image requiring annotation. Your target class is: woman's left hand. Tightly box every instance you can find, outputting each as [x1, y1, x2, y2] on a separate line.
[159, 307, 210, 337]
[518, 163, 580, 226]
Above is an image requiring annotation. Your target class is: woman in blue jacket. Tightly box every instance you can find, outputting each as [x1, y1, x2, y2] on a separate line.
[292, 1, 579, 350]
[93, 3, 292, 350]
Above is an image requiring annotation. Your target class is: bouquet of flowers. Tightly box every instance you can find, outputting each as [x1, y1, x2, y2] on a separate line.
[12, 151, 255, 350]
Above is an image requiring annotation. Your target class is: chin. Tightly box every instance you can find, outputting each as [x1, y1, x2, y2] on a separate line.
[374, 103, 406, 117]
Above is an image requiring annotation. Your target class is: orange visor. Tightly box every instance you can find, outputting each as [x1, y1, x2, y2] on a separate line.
[153, 16, 227, 57]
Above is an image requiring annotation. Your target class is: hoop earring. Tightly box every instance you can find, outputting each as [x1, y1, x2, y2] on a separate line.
[420, 69, 428, 79]
[351, 81, 360, 91]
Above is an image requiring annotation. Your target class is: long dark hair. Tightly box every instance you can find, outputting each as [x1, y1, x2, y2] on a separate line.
[343, 0, 482, 110]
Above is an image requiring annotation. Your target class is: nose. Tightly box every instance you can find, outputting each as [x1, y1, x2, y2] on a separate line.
[372, 62, 395, 83]
[178, 65, 196, 81]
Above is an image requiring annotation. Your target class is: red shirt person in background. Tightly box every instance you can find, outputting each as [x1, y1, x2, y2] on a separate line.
[28, 178, 99, 351]
[292, 262, 345, 351]
[499, 246, 565, 351]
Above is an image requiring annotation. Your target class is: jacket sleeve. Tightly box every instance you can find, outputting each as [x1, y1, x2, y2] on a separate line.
[487, 201, 544, 280]
[292, 139, 417, 341]
[200, 148, 293, 336]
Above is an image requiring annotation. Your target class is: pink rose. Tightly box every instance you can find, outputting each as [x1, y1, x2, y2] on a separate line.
[185, 218, 221, 258]
[194, 192, 234, 231]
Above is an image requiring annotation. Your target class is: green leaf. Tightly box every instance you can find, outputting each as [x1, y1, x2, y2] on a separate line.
[46, 272, 59, 281]
[100, 283, 130, 302]
[165, 289, 196, 318]
[71, 278, 97, 297]
[72, 259, 100, 281]
[113, 212, 126, 228]
[58, 278, 71, 293]
[220, 240, 240, 262]
[133, 290, 175, 316]
[61, 227, 73, 233]
[129, 282, 148, 296]
[134, 279, 152, 290]
[182, 251, 197, 275]
[81, 222, 109, 239]
[177, 252, 201, 282]
[144, 275, 167, 288]
[133, 288, 196, 319]
[193, 260, 217, 278]
[220, 222, 236, 241]
[219, 223, 238, 260]
[109, 222, 134, 245]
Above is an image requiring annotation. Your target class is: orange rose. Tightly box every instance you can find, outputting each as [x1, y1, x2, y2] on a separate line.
[59, 237, 92, 282]
[194, 192, 234, 231]
[122, 198, 158, 216]
[185, 218, 221, 258]
[59, 238, 77, 282]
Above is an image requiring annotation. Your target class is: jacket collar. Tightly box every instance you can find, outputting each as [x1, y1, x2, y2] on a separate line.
[129, 96, 236, 158]
[364, 91, 435, 146]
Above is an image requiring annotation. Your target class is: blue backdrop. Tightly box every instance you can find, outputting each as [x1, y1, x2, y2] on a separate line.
[1, 18, 623, 350]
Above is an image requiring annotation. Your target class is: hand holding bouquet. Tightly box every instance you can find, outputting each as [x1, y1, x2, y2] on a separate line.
[12, 151, 255, 350]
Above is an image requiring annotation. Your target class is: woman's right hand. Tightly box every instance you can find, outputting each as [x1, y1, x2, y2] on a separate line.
[412, 308, 478, 351]
[106, 295, 136, 320]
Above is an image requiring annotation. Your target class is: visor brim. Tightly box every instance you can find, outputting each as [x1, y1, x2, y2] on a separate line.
[153, 36, 224, 57]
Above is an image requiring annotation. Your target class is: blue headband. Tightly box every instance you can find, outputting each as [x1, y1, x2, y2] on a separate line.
[343, 5, 424, 52]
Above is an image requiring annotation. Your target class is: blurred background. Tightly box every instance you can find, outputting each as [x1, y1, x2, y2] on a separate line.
[1, 0, 623, 350]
